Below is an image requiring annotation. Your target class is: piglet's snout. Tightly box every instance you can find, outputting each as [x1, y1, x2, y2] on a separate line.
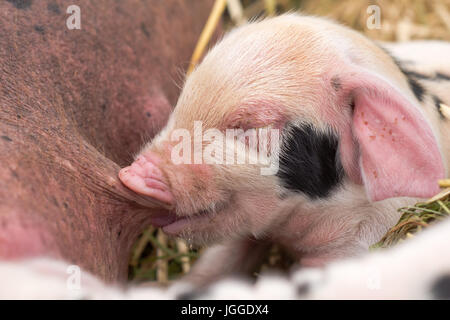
[119, 154, 174, 205]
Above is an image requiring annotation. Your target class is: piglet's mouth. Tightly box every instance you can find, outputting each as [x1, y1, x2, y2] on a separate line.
[150, 202, 229, 235]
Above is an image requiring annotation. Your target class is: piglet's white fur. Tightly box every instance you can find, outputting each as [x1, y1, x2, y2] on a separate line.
[119, 14, 450, 286]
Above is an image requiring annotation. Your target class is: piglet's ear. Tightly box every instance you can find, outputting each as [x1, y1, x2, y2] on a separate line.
[338, 69, 444, 202]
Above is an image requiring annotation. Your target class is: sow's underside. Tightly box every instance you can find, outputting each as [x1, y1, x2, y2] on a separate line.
[0, 0, 214, 282]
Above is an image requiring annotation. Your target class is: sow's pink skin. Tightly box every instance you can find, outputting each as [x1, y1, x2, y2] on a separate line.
[119, 14, 449, 285]
[0, 0, 215, 282]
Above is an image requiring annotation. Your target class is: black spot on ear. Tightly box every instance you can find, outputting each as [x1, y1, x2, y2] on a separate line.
[431, 274, 450, 299]
[1, 135, 12, 142]
[433, 96, 445, 120]
[47, 2, 61, 14]
[277, 123, 343, 199]
[6, 0, 32, 9]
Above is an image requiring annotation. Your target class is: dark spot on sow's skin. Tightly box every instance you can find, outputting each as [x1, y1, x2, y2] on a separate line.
[141, 23, 151, 39]
[47, 2, 61, 14]
[34, 25, 45, 34]
[6, 0, 32, 9]
[1, 136, 13, 142]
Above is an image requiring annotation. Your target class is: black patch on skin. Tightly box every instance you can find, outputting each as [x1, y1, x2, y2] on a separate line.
[401, 70, 431, 80]
[331, 76, 341, 91]
[34, 25, 45, 34]
[277, 123, 344, 199]
[433, 96, 445, 119]
[297, 283, 311, 296]
[6, 0, 32, 9]
[388, 69, 450, 83]
[176, 289, 205, 300]
[47, 2, 61, 14]
[145, 112, 152, 118]
[435, 72, 450, 81]
[379, 47, 426, 102]
[1, 135, 12, 142]
[431, 275, 450, 299]
[401, 70, 426, 102]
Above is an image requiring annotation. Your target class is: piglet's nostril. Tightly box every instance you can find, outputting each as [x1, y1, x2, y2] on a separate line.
[142, 162, 164, 181]
[118, 155, 174, 205]
[130, 161, 146, 177]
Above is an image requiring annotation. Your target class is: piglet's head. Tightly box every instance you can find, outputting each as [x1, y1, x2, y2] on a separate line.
[119, 15, 445, 244]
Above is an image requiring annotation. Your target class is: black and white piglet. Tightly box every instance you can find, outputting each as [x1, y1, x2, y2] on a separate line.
[119, 14, 450, 285]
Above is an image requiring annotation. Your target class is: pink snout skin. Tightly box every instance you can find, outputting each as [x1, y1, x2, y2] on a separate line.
[119, 154, 174, 206]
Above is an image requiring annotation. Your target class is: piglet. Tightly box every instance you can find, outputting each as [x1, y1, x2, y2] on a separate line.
[119, 14, 449, 285]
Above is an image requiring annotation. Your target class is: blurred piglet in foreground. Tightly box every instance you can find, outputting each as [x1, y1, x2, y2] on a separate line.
[120, 14, 450, 285]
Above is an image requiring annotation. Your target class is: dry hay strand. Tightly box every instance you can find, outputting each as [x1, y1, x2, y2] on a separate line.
[372, 188, 450, 249]
[239, 0, 450, 41]
[296, 0, 450, 41]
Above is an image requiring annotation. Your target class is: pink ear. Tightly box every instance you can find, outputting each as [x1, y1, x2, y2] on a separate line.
[338, 70, 444, 201]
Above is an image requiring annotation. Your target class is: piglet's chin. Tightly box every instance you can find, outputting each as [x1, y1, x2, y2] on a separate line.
[118, 155, 174, 205]
[149, 210, 178, 227]
[162, 214, 210, 236]
[162, 218, 192, 235]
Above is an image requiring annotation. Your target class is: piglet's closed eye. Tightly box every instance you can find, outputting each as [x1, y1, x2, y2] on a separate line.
[337, 68, 445, 202]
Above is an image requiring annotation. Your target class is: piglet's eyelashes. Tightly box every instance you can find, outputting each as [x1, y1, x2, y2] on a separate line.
[229, 123, 275, 131]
